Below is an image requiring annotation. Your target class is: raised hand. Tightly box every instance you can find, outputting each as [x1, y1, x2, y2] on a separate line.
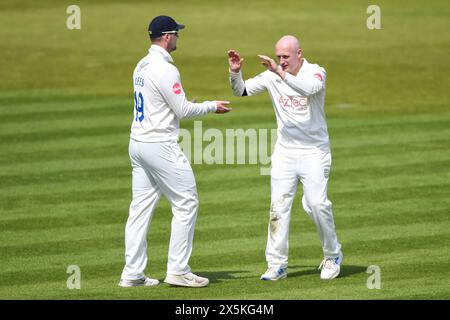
[228, 50, 244, 73]
[257, 55, 279, 73]
[258, 54, 285, 78]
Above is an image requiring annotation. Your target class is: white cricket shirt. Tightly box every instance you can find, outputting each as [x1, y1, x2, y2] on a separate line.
[131, 45, 217, 142]
[230, 58, 330, 153]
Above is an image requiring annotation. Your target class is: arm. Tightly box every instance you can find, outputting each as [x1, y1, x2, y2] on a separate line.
[228, 49, 267, 96]
[159, 66, 230, 118]
[229, 70, 247, 96]
[283, 70, 326, 96]
[258, 55, 325, 96]
[228, 49, 246, 96]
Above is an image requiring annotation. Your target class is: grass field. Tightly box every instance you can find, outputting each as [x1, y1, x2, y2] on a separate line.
[0, 0, 449, 300]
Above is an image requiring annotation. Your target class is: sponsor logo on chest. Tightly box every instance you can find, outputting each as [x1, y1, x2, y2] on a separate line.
[278, 96, 309, 111]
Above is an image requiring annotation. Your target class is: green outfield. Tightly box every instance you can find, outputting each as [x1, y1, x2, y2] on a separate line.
[0, 0, 449, 299]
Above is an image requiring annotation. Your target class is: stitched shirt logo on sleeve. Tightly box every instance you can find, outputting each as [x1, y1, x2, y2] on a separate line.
[314, 73, 324, 81]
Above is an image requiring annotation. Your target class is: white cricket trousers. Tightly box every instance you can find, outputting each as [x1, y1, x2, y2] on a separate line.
[266, 143, 342, 269]
[121, 139, 198, 280]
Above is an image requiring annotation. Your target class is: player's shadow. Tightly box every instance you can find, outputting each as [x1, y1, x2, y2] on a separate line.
[171, 265, 367, 284]
[194, 270, 249, 284]
[288, 265, 367, 278]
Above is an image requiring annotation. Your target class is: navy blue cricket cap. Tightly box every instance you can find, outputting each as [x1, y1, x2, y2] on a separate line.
[148, 15, 185, 39]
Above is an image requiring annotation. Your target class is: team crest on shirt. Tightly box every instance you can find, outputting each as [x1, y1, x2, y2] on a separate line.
[172, 83, 182, 95]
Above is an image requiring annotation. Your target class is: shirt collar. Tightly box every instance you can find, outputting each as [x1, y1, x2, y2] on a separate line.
[149, 44, 174, 63]
[297, 58, 309, 75]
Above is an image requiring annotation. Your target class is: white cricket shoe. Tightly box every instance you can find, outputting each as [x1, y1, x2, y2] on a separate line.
[260, 267, 287, 281]
[318, 251, 344, 280]
[118, 276, 160, 287]
[164, 272, 209, 288]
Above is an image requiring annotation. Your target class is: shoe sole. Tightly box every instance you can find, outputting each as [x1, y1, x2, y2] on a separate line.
[118, 280, 159, 287]
[119, 283, 144, 287]
[260, 274, 287, 281]
[164, 277, 209, 288]
[320, 269, 340, 280]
